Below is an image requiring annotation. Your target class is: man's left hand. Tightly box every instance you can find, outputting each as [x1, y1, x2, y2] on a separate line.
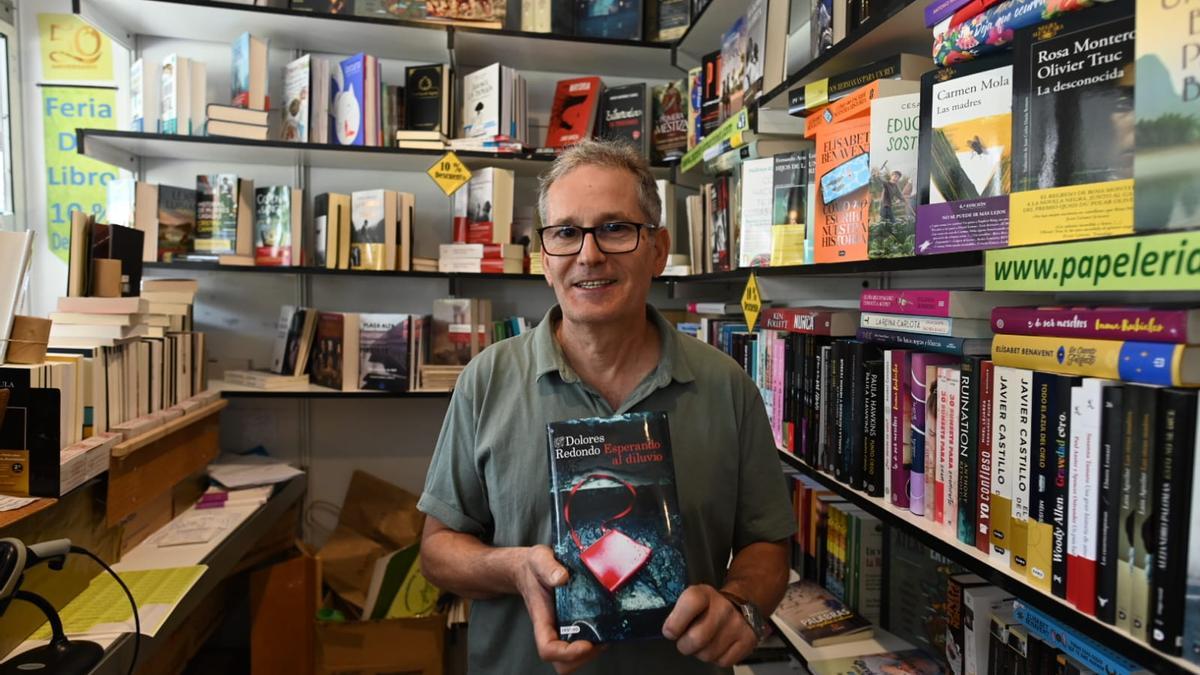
[661, 585, 757, 668]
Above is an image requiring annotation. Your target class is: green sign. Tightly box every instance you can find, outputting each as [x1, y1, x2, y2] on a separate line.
[680, 108, 750, 173]
[985, 231, 1200, 292]
[42, 86, 119, 262]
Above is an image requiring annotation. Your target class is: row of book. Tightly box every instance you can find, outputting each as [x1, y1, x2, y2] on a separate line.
[230, 297, 527, 392]
[0, 279, 210, 498]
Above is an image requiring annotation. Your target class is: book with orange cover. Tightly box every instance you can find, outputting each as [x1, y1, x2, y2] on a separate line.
[813, 116, 871, 263]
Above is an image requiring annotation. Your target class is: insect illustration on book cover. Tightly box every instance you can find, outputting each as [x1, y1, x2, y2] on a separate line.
[547, 412, 688, 643]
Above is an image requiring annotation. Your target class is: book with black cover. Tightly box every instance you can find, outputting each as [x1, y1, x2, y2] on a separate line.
[0, 388, 61, 497]
[548, 411, 687, 643]
[700, 50, 722, 137]
[775, 579, 874, 646]
[599, 83, 649, 158]
[1150, 387, 1198, 654]
[1028, 370, 1058, 591]
[958, 356, 983, 546]
[404, 63, 449, 133]
[1096, 384, 1125, 625]
[88, 223, 145, 296]
[863, 359, 884, 497]
[358, 313, 412, 392]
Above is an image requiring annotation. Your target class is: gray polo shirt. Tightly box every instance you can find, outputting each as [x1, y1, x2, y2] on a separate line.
[418, 304, 796, 674]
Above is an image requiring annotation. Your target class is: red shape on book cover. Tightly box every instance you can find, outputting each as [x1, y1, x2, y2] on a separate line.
[566, 474, 651, 593]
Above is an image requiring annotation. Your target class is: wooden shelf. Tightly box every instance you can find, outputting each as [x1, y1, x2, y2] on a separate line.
[88, 475, 307, 675]
[74, 0, 679, 78]
[0, 499, 58, 531]
[210, 379, 451, 399]
[776, 449, 1199, 675]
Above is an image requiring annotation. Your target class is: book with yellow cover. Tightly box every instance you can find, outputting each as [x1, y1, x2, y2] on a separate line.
[991, 333, 1200, 386]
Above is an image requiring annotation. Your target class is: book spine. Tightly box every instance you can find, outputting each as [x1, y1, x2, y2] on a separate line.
[883, 350, 894, 503]
[1183, 393, 1200, 662]
[831, 343, 847, 478]
[891, 351, 911, 508]
[1026, 373, 1053, 592]
[945, 577, 969, 673]
[977, 360, 994, 553]
[864, 360, 884, 497]
[760, 308, 840, 335]
[1077, 379, 1105, 616]
[1131, 385, 1157, 641]
[1013, 601, 1147, 675]
[944, 368, 961, 534]
[1150, 389, 1198, 654]
[818, 346, 832, 471]
[1050, 375, 1076, 600]
[934, 367, 952, 527]
[848, 344, 868, 491]
[1010, 368, 1033, 578]
[990, 307, 1193, 343]
[991, 366, 1013, 566]
[1116, 384, 1141, 632]
[991, 334, 1187, 386]
[862, 312, 955, 336]
[859, 289, 954, 316]
[1096, 385, 1124, 625]
[857, 327, 979, 355]
[959, 357, 981, 546]
[926, 0, 975, 27]
[1066, 384, 1087, 611]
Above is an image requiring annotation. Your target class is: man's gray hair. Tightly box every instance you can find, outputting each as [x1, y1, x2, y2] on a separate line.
[536, 138, 662, 228]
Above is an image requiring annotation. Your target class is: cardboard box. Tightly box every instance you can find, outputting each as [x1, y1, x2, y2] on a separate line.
[315, 615, 444, 675]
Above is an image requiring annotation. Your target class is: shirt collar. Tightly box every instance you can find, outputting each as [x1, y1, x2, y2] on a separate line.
[532, 304, 696, 386]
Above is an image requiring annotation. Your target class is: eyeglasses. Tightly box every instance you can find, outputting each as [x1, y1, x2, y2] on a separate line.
[537, 222, 657, 256]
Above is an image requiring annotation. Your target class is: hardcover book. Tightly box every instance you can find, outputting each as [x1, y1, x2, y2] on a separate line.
[868, 90, 920, 258]
[195, 174, 238, 254]
[358, 313, 412, 392]
[814, 116, 871, 263]
[1009, 0, 1135, 246]
[546, 76, 602, 149]
[774, 579, 874, 646]
[1135, 0, 1200, 232]
[651, 80, 687, 165]
[547, 411, 686, 643]
[599, 84, 649, 157]
[405, 64, 450, 134]
[156, 185, 197, 260]
[916, 57, 1013, 255]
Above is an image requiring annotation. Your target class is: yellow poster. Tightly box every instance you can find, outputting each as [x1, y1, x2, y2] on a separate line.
[39, 14, 113, 82]
[42, 87, 120, 263]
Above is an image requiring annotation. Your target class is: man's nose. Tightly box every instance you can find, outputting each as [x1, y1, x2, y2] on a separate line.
[577, 231, 607, 265]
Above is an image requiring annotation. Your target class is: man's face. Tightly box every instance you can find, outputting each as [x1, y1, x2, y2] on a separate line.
[542, 165, 669, 326]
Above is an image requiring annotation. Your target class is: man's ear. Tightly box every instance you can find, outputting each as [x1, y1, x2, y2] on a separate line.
[652, 227, 671, 276]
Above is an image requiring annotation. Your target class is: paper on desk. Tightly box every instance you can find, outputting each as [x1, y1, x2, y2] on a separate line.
[155, 511, 243, 547]
[0, 496, 39, 511]
[207, 453, 303, 489]
[32, 565, 206, 640]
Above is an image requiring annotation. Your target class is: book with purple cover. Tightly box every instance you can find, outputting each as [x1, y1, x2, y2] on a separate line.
[990, 306, 1199, 343]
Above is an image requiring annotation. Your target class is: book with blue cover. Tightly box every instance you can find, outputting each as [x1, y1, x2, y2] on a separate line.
[574, 0, 643, 40]
[333, 53, 368, 146]
[547, 411, 687, 643]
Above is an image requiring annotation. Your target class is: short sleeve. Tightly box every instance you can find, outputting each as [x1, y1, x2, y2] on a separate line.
[418, 385, 493, 539]
[733, 380, 798, 551]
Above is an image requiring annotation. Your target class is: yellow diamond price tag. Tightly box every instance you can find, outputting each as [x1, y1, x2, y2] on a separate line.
[427, 152, 472, 196]
[741, 272, 762, 331]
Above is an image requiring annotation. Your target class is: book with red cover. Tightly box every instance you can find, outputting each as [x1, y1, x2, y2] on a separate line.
[760, 308, 860, 335]
[545, 77, 603, 149]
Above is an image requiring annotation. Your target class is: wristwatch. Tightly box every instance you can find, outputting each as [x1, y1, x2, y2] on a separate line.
[720, 590, 769, 642]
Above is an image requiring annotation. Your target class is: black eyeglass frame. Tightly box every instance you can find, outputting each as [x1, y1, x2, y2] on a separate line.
[535, 222, 660, 256]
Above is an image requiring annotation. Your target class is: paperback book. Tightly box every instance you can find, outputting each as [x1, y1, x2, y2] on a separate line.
[282, 54, 311, 143]
[358, 313, 412, 392]
[814, 116, 871, 263]
[195, 174, 239, 254]
[255, 186, 297, 266]
[156, 185, 196, 260]
[775, 579, 874, 647]
[547, 411, 687, 643]
[868, 91, 920, 259]
[545, 76, 603, 149]
[651, 80, 687, 165]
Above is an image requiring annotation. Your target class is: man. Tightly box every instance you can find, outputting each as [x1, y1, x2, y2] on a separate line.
[418, 139, 795, 674]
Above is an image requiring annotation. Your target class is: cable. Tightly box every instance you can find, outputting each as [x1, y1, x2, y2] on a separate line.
[70, 545, 139, 675]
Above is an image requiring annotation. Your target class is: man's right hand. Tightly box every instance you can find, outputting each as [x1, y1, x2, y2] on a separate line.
[512, 545, 603, 674]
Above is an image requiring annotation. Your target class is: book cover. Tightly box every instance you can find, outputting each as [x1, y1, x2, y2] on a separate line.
[156, 185, 196, 260]
[700, 50, 722, 137]
[311, 311, 347, 390]
[1027, 371, 1057, 593]
[916, 57, 1013, 255]
[864, 359, 885, 497]
[195, 174, 238, 254]
[1150, 388, 1198, 654]
[462, 63, 501, 139]
[738, 157, 775, 267]
[282, 54, 311, 143]
[405, 64, 448, 133]
[350, 189, 388, 270]
[547, 411, 685, 643]
[868, 91, 920, 259]
[808, 649, 943, 675]
[1009, 0, 1135, 246]
[574, 0, 643, 39]
[775, 579, 874, 646]
[546, 76, 602, 149]
[1116, 382, 1142, 629]
[860, 313, 991, 338]
[814, 116, 871, 263]
[651, 80, 687, 165]
[812, 0, 834, 58]
[1096, 384, 1125, 624]
[160, 54, 187, 134]
[255, 186, 294, 266]
[686, 66, 703, 148]
[945, 574, 989, 674]
[719, 16, 747, 121]
[990, 306, 1199, 343]
[0, 388, 61, 497]
[990, 366, 1015, 566]
[271, 305, 308, 376]
[358, 313, 411, 392]
[911, 353, 957, 518]
[599, 84, 648, 157]
[231, 32, 252, 108]
[1135, 0, 1200, 232]
[990, 334, 1199, 386]
[889, 350, 912, 508]
[333, 53, 367, 146]
[429, 298, 480, 366]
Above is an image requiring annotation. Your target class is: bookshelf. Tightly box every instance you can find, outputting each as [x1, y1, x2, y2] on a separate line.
[674, 0, 751, 68]
[73, 0, 681, 78]
[76, 129, 679, 178]
[776, 448, 1200, 675]
[209, 379, 452, 399]
[770, 612, 914, 671]
[141, 260, 553, 282]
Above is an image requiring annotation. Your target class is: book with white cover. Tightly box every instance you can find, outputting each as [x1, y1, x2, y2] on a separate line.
[283, 55, 311, 143]
[130, 58, 159, 132]
[161, 54, 191, 135]
[461, 63, 502, 139]
[737, 157, 774, 268]
[0, 231, 34, 364]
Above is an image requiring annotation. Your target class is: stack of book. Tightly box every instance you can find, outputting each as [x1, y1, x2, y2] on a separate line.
[437, 243, 524, 274]
[207, 32, 270, 140]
